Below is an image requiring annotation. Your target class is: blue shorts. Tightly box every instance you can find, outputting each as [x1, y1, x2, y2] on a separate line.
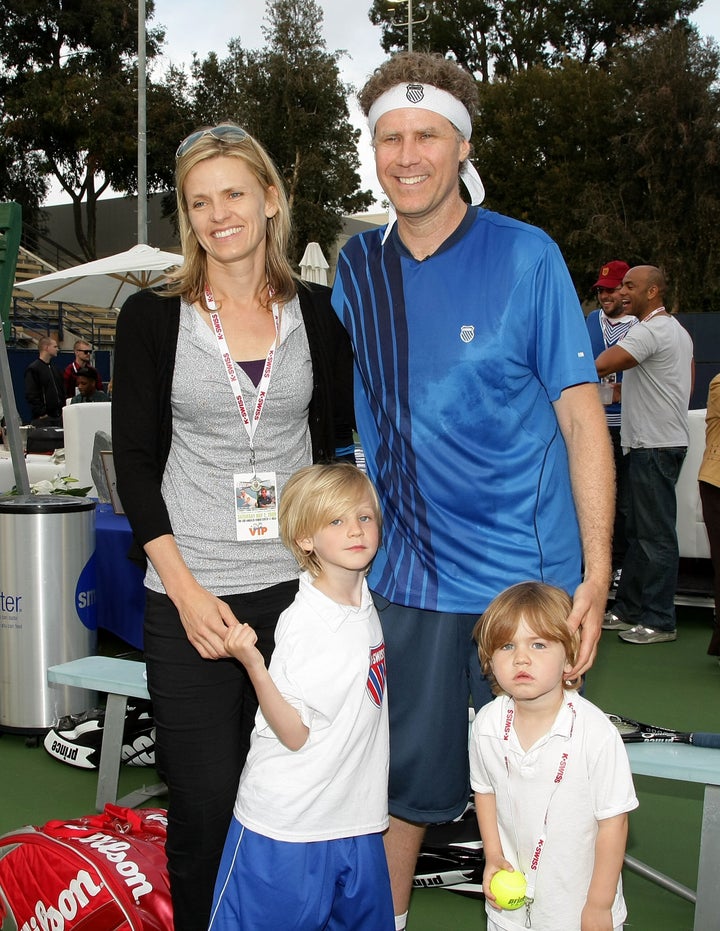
[208, 819, 394, 931]
[375, 597, 493, 823]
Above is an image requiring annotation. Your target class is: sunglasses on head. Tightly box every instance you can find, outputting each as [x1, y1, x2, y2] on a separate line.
[176, 124, 249, 159]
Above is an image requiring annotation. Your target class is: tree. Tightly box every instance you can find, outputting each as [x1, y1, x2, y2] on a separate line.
[0, 131, 48, 235]
[188, 0, 373, 264]
[472, 26, 720, 311]
[605, 26, 720, 311]
[369, 0, 701, 79]
[561, 0, 701, 65]
[473, 59, 620, 286]
[0, 0, 188, 258]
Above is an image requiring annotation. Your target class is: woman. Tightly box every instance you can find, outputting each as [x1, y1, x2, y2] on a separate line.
[699, 372, 720, 657]
[111, 123, 354, 930]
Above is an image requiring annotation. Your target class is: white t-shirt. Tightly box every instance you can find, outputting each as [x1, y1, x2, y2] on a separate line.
[470, 693, 638, 931]
[234, 571, 389, 842]
[619, 315, 693, 449]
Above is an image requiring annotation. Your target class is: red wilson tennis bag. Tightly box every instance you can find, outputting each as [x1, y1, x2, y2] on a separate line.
[0, 804, 172, 930]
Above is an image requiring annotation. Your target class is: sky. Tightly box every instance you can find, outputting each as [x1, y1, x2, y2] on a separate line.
[46, 0, 720, 208]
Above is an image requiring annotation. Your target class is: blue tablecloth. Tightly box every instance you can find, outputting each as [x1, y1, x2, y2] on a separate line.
[95, 503, 145, 649]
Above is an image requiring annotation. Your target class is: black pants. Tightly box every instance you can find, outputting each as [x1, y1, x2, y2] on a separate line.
[700, 481, 720, 652]
[610, 425, 629, 568]
[143, 579, 299, 931]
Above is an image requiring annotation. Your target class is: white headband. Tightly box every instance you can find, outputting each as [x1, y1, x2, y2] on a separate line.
[367, 82, 485, 243]
[368, 83, 473, 139]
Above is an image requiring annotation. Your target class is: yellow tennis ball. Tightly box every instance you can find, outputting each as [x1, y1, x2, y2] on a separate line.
[489, 869, 527, 910]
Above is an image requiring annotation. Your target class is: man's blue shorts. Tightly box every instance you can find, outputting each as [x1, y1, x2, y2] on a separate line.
[374, 597, 494, 823]
[208, 819, 394, 930]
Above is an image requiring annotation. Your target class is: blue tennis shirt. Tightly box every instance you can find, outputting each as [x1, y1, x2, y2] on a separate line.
[332, 207, 597, 613]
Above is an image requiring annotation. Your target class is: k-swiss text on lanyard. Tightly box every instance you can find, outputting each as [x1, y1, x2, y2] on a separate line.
[205, 285, 281, 540]
[503, 700, 576, 928]
[205, 284, 280, 476]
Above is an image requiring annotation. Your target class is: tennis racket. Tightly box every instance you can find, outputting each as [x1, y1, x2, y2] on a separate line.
[607, 713, 720, 749]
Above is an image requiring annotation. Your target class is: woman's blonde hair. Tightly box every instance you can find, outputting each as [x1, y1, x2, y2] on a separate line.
[473, 581, 582, 695]
[165, 122, 298, 307]
[279, 463, 382, 577]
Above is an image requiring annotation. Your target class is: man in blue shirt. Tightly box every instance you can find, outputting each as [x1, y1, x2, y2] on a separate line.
[585, 260, 636, 595]
[332, 52, 614, 929]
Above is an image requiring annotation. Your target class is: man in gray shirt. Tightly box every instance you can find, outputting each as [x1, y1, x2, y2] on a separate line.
[596, 265, 694, 643]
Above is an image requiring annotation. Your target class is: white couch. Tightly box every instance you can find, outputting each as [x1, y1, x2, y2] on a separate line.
[62, 402, 112, 497]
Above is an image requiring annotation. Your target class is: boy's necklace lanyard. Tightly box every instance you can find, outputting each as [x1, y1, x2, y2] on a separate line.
[204, 284, 280, 479]
[502, 699, 576, 929]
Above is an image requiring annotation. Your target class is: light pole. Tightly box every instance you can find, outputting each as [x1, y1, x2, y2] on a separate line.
[387, 0, 429, 54]
[137, 0, 148, 245]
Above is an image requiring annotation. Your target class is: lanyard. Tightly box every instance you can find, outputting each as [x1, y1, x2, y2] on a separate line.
[204, 284, 280, 475]
[643, 305, 666, 324]
[502, 699, 576, 928]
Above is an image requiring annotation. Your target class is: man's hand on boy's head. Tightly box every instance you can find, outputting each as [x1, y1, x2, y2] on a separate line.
[566, 577, 605, 678]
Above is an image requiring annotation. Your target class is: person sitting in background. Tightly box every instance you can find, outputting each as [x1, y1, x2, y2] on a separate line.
[699, 372, 720, 659]
[70, 366, 109, 404]
[64, 339, 103, 398]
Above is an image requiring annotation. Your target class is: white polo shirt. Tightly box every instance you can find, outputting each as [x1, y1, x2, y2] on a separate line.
[234, 572, 389, 842]
[470, 693, 638, 930]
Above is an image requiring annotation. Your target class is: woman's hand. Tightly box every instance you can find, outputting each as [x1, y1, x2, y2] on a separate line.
[143, 534, 240, 659]
[172, 580, 241, 659]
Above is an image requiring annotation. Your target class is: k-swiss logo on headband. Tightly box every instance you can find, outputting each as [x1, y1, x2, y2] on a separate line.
[460, 325, 475, 343]
[406, 83, 424, 104]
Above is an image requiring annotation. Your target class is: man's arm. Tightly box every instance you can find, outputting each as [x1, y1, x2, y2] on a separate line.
[596, 345, 637, 378]
[553, 383, 614, 677]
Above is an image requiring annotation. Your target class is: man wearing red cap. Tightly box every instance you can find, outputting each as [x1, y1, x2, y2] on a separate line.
[586, 261, 637, 606]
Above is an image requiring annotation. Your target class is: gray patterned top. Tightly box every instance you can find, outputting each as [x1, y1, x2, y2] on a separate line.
[145, 296, 312, 595]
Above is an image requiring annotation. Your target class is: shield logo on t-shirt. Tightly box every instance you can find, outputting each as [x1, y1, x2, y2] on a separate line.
[366, 642, 387, 708]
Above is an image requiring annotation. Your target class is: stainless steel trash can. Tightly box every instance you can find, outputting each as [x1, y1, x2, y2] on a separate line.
[0, 494, 97, 734]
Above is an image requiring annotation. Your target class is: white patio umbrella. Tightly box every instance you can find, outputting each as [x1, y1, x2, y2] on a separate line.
[15, 243, 183, 309]
[299, 242, 329, 286]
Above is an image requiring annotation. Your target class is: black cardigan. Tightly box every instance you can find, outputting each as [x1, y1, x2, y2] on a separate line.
[111, 282, 355, 554]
